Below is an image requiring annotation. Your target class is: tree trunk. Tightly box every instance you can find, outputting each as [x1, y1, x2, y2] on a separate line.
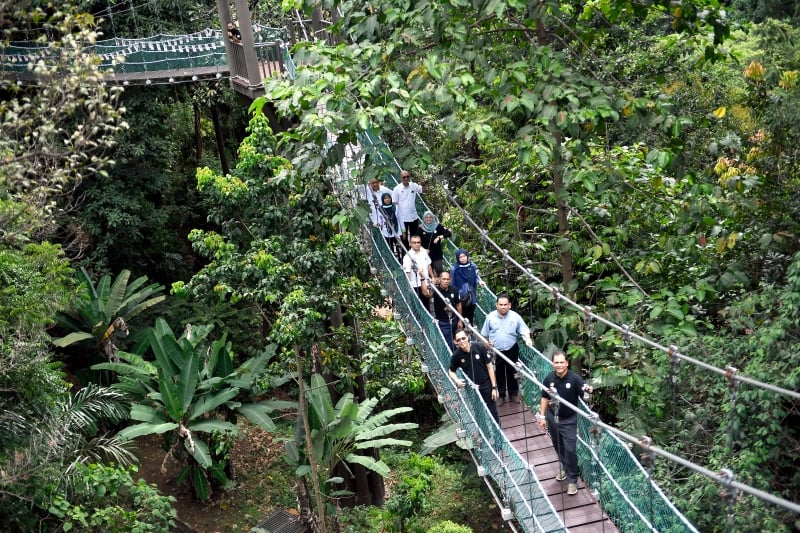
[210, 103, 230, 175]
[552, 132, 574, 294]
[296, 345, 327, 533]
[193, 102, 203, 162]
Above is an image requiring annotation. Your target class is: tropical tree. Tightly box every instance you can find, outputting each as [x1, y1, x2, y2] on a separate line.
[0, 384, 136, 531]
[172, 113, 404, 519]
[102, 318, 293, 500]
[286, 374, 417, 530]
[0, 1, 127, 246]
[52, 268, 166, 362]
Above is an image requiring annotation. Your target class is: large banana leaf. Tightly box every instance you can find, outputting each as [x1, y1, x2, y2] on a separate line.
[236, 401, 286, 432]
[51, 331, 95, 347]
[188, 438, 212, 468]
[344, 453, 390, 477]
[117, 421, 178, 441]
[356, 406, 414, 437]
[158, 369, 183, 421]
[150, 318, 183, 375]
[354, 438, 413, 449]
[187, 419, 238, 434]
[355, 420, 417, 441]
[189, 387, 240, 420]
[106, 269, 130, 318]
[177, 348, 200, 414]
[192, 465, 211, 501]
[130, 404, 169, 423]
[307, 373, 334, 425]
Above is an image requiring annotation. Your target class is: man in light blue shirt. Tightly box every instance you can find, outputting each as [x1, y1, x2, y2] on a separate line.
[481, 293, 533, 405]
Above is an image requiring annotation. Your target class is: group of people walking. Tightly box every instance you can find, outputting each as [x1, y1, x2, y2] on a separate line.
[363, 170, 592, 497]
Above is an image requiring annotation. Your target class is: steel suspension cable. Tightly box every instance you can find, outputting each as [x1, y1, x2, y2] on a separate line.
[439, 186, 800, 401]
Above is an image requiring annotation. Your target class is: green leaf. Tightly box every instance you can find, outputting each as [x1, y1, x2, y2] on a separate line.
[354, 438, 412, 449]
[344, 453, 389, 477]
[237, 402, 282, 431]
[158, 370, 183, 421]
[188, 438, 212, 468]
[192, 466, 211, 501]
[188, 419, 238, 434]
[189, 388, 240, 420]
[51, 331, 95, 347]
[117, 422, 178, 441]
[177, 348, 200, 414]
[130, 404, 169, 424]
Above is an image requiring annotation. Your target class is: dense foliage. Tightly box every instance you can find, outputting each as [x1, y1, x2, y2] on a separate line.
[2, 0, 799, 531]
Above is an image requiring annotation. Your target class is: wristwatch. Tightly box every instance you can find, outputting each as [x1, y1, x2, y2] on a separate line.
[535, 413, 545, 421]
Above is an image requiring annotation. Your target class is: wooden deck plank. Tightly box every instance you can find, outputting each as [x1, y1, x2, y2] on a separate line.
[497, 396, 620, 532]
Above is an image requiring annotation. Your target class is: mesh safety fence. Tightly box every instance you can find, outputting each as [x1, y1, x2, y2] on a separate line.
[355, 130, 697, 533]
[0, 26, 286, 76]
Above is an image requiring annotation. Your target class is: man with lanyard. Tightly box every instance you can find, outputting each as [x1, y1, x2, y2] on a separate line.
[537, 350, 593, 496]
[430, 271, 461, 352]
[403, 236, 433, 309]
[481, 293, 533, 405]
[449, 331, 500, 425]
[363, 177, 391, 225]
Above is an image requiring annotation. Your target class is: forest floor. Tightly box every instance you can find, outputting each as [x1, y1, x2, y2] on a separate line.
[135, 423, 297, 533]
[135, 418, 510, 533]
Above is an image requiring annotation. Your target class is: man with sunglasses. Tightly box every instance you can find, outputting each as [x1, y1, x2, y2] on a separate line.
[449, 333, 500, 424]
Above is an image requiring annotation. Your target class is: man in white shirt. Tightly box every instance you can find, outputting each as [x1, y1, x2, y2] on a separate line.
[362, 177, 392, 224]
[392, 170, 423, 248]
[403, 235, 434, 309]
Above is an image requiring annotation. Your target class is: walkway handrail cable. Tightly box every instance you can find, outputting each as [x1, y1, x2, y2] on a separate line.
[355, 129, 800, 518]
[441, 187, 800, 401]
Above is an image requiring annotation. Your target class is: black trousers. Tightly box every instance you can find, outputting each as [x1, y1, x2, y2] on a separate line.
[479, 387, 500, 425]
[495, 343, 520, 398]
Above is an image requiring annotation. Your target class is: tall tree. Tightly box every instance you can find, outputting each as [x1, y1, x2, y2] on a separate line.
[174, 113, 404, 525]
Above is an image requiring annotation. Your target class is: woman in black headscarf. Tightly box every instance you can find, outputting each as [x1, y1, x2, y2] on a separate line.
[376, 192, 403, 262]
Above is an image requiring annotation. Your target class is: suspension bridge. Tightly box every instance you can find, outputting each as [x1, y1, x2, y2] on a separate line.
[4, 1, 799, 530]
[334, 133, 698, 532]
[328, 124, 800, 530]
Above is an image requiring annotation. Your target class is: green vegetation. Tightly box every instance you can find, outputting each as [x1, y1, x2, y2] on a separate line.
[2, 0, 799, 531]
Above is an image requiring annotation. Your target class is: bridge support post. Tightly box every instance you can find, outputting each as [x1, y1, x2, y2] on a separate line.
[217, 0, 265, 98]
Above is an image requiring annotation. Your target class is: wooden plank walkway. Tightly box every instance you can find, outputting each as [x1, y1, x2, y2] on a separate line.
[497, 400, 618, 532]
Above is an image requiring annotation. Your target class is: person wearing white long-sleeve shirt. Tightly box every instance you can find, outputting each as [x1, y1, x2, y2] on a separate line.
[392, 170, 422, 248]
[363, 177, 392, 225]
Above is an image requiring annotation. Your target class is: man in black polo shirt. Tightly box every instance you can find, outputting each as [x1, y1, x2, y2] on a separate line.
[430, 271, 461, 352]
[449, 332, 500, 425]
[537, 350, 592, 495]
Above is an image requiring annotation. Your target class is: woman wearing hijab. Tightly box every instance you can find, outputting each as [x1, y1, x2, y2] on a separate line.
[419, 211, 452, 277]
[450, 249, 486, 327]
[376, 192, 403, 262]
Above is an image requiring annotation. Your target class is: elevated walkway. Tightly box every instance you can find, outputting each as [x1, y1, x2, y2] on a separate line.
[0, 25, 288, 97]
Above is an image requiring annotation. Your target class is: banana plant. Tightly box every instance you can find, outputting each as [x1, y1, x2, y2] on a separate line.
[286, 373, 417, 509]
[52, 268, 166, 361]
[97, 318, 294, 500]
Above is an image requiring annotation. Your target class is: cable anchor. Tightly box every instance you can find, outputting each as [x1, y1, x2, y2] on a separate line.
[639, 435, 655, 476]
[717, 468, 738, 531]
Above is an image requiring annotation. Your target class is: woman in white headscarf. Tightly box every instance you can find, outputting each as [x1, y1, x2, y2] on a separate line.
[419, 210, 451, 277]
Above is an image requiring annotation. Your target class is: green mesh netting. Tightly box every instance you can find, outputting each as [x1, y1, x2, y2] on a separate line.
[0, 26, 286, 76]
[354, 130, 697, 533]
